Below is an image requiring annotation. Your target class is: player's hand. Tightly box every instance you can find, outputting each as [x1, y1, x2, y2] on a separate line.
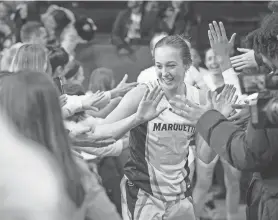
[230, 48, 258, 71]
[169, 91, 213, 126]
[212, 84, 238, 117]
[136, 86, 166, 122]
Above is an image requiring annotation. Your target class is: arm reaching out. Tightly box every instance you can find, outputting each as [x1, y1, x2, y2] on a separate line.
[93, 85, 166, 140]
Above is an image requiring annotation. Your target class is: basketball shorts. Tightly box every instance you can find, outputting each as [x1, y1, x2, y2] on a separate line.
[121, 175, 196, 220]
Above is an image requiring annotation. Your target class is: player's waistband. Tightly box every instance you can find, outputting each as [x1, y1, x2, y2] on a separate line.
[123, 175, 192, 202]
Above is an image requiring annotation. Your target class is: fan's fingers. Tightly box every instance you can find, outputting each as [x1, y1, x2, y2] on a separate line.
[209, 23, 217, 41]
[230, 55, 243, 61]
[208, 30, 214, 47]
[232, 94, 238, 104]
[231, 61, 246, 68]
[169, 107, 191, 120]
[213, 21, 222, 39]
[219, 21, 227, 39]
[227, 87, 236, 103]
[235, 65, 249, 71]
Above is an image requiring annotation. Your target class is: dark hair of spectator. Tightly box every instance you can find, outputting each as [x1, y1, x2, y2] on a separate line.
[88, 67, 115, 92]
[0, 70, 85, 207]
[51, 9, 72, 38]
[75, 17, 97, 42]
[63, 60, 81, 80]
[20, 21, 44, 43]
[64, 83, 85, 96]
[251, 11, 278, 59]
[154, 35, 192, 67]
[48, 46, 69, 74]
[268, 1, 278, 13]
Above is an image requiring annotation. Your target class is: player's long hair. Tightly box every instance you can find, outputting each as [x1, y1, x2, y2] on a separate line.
[0, 70, 85, 208]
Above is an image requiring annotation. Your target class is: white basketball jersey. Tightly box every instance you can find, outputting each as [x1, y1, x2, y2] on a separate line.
[125, 80, 200, 201]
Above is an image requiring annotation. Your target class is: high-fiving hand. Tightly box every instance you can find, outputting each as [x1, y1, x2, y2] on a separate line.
[114, 74, 138, 97]
[230, 48, 258, 71]
[135, 86, 167, 123]
[169, 85, 238, 126]
[208, 21, 236, 59]
[212, 84, 238, 117]
[169, 91, 213, 126]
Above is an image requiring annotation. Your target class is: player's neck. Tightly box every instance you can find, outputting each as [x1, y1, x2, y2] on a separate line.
[164, 83, 186, 100]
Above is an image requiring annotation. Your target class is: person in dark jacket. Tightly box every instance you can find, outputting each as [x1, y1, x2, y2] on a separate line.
[169, 15, 278, 220]
[111, 0, 160, 55]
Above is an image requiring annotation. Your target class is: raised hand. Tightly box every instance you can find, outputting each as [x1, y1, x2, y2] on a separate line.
[208, 21, 236, 58]
[169, 91, 214, 126]
[208, 21, 236, 72]
[212, 84, 238, 117]
[59, 94, 68, 107]
[113, 74, 138, 97]
[230, 48, 258, 71]
[136, 86, 167, 122]
[228, 103, 250, 128]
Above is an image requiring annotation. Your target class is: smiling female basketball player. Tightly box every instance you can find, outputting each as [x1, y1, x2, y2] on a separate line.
[103, 35, 201, 220]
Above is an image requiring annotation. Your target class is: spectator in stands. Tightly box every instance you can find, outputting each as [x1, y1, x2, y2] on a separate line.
[112, 0, 160, 55]
[158, 1, 196, 36]
[88, 68, 138, 110]
[111, 0, 143, 55]
[10, 43, 51, 74]
[9, 44, 106, 120]
[0, 70, 86, 218]
[0, 100, 74, 220]
[63, 16, 97, 58]
[192, 49, 241, 220]
[42, 5, 97, 59]
[0, 42, 22, 71]
[63, 59, 85, 85]
[11, 1, 43, 42]
[48, 46, 70, 78]
[87, 68, 122, 118]
[20, 21, 48, 45]
[0, 2, 15, 51]
[41, 5, 74, 46]
[89, 67, 116, 93]
[184, 47, 210, 90]
[88, 68, 129, 215]
[0, 70, 122, 220]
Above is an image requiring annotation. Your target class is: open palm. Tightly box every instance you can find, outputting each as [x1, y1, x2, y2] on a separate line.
[136, 86, 167, 122]
[212, 84, 238, 117]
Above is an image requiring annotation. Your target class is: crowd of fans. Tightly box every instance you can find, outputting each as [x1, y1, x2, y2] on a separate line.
[0, 1, 278, 220]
